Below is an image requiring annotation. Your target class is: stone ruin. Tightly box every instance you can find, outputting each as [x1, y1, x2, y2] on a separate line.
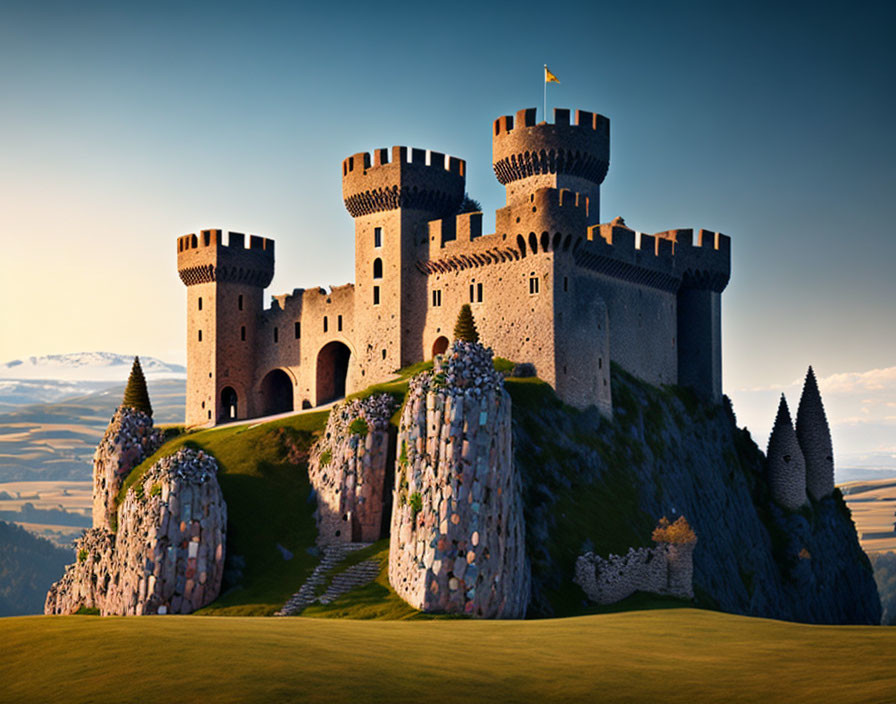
[46, 444, 227, 616]
[92, 406, 163, 530]
[308, 394, 395, 544]
[388, 341, 529, 618]
[574, 516, 697, 605]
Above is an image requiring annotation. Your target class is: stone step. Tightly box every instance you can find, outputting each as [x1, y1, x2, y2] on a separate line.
[274, 542, 374, 616]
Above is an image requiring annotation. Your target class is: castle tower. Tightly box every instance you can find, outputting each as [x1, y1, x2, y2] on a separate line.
[766, 394, 808, 511]
[177, 230, 274, 426]
[342, 147, 465, 378]
[796, 366, 835, 501]
[492, 107, 609, 224]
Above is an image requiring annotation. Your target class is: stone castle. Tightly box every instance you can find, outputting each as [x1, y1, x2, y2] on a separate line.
[176, 107, 730, 426]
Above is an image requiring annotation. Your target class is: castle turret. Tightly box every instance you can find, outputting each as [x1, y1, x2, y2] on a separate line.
[766, 394, 808, 511]
[342, 147, 465, 378]
[177, 229, 274, 426]
[492, 107, 609, 225]
[796, 366, 835, 501]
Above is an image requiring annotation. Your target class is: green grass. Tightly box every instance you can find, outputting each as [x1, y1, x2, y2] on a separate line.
[4, 610, 895, 703]
[114, 410, 330, 616]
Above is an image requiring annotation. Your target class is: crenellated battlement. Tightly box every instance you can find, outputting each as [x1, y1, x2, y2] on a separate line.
[492, 107, 610, 188]
[176, 229, 275, 288]
[342, 145, 466, 218]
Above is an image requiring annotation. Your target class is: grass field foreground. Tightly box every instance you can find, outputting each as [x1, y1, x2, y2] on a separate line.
[2, 609, 895, 703]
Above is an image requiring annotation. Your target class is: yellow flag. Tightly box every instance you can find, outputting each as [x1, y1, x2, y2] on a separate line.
[545, 66, 560, 84]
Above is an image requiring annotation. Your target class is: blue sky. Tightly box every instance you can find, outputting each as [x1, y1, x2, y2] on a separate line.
[1, 0, 894, 465]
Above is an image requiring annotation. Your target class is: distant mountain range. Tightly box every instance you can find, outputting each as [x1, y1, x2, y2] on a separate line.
[0, 353, 185, 410]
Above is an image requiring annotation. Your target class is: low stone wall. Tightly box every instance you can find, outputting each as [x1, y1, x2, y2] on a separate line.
[308, 394, 395, 544]
[92, 406, 163, 530]
[46, 448, 226, 616]
[388, 341, 529, 618]
[574, 541, 696, 605]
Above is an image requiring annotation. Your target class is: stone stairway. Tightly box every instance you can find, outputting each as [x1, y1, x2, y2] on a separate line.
[275, 542, 375, 616]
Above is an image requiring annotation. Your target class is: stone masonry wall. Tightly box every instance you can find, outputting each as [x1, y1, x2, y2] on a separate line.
[308, 394, 395, 544]
[46, 448, 226, 616]
[388, 341, 529, 618]
[92, 406, 163, 530]
[574, 541, 696, 605]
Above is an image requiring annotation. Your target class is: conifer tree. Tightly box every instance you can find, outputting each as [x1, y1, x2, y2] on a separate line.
[122, 356, 153, 417]
[453, 304, 480, 343]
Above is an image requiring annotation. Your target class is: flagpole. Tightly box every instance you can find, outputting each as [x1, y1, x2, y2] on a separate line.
[543, 64, 547, 122]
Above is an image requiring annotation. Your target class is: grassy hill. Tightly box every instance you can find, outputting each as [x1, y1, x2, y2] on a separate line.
[2, 609, 895, 703]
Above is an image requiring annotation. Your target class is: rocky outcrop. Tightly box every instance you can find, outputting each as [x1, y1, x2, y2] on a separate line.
[575, 518, 697, 604]
[796, 367, 835, 502]
[46, 448, 226, 616]
[766, 395, 808, 511]
[514, 368, 881, 624]
[308, 394, 395, 544]
[92, 406, 163, 530]
[388, 341, 529, 618]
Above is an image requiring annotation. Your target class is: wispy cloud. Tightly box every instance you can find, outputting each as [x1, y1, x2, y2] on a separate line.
[729, 365, 896, 473]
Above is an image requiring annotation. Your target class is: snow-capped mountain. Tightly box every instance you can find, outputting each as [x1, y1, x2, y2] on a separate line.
[0, 353, 185, 409]
[1, 352, 185, 381]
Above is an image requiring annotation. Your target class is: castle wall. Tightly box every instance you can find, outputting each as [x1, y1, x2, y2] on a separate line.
[257, 284, 356, 410]
[578, 270, 679, 388]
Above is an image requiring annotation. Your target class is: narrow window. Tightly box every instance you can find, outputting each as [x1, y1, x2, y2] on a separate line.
[238, 295, 243, 311]
[529, 275, 539, 295]
[338, 315, 343, 331]
[294, 321, 301, 339]
[374, 227, 382, 248]
[198, 297, 203, 311]
[273, 327, 279, 343]
[198, 329, 203, 342]
[323, 316, 328, 333]
[476, 282, 483, 302]
[598, 357, 602, 369]
[469, 284, 475, 303]
[432, 290, 442, 307]
[373, 286, 380, 305]
[382, 349, 387, 360]
[564, 276, 568, 292]
[373, 258, 383, 279]
[241, 326, 246, 341]
[208, 410, 211, 420]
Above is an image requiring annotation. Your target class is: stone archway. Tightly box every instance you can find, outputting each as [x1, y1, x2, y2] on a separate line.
[259, 369, 294, 416]
[432, 336, 450, 357]
[220, 387, 238, 422]
[316, 341, 351, 406]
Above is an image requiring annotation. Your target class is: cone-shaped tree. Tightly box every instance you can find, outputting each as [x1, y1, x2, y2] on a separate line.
[122, 356, 153, 417]
[453, 304, 480, 343]
[796, 366, 835, 501]
[766, 394, 806, 510]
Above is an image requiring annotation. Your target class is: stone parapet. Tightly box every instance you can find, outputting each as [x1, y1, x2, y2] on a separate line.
[176, 229, 275, 288]
[388, 341, 529, 618]
[342, 146, 465, 218]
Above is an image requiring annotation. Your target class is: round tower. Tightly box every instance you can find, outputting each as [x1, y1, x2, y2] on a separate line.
[766, 394, 808, 511]
[796, 366, 835, 501]
[492, 107, 609, 225]
[341, 146, 465, 377]
[177, 229, 274, 427]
